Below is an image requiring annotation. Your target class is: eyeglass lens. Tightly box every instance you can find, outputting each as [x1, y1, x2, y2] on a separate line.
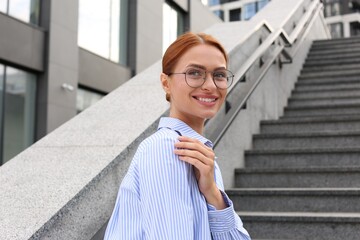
[185, 68, 233, 89]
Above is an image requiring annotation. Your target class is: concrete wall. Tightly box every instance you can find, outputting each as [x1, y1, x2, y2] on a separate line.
[36, 0, 79, 138]
[135, 0, 164, 73]
[0, 13, 44, 71]
[78, 48, 132, 93]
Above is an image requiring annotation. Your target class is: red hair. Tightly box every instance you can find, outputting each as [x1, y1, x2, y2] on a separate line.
[162, 32, 228, 75]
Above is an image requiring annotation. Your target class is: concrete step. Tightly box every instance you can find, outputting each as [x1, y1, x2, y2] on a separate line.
[307, 47, 360, 57]
[301, 63, 360, 73]
[283, 104, 360, 117]
[260, 115, 360, 134]
[235, 167, 360, 188]
[239, 211, 360, 240]
[312, 36, 360, 45]
[228, 188, 360, 212]
[252, 131, 360, 150]
[295, 83, 360, 92]
[292, 88, 360, 99]
[297, 75, 360, 84]
[288, 96, 360, 107]
[299, 69, 360, 79]
[311, 41, 360, 50]
[303, 57, 360, 67]
[306, 52, 360, 61]
[245, 148, 360, 169]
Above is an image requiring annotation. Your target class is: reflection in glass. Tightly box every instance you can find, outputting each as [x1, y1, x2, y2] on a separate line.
[0, 0, 7, 13]
[258, 0, 269, 11]
[213, 9, 224, 21]
[162, 2, 184, 54]
[76, 87, 104, 113]
[3, 67, 36, 164]
[8, 0, 40, 25]
[78, 0, 127, 65]
[79, 0, 111, 60]
[244, 2, 256, 20]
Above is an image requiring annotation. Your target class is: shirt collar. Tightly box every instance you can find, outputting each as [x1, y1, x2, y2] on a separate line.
[158, 117, 213, 148]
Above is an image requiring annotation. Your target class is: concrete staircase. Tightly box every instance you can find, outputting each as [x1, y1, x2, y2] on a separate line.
[228, 36, 360, 239]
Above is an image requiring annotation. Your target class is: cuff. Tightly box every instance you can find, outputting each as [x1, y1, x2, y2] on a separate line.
[207, 190, 237, 232]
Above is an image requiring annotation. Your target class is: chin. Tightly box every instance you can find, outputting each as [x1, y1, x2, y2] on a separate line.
[201, 111, 218, 120]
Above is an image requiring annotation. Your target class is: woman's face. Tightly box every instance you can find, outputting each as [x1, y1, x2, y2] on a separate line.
[161, 44, 227, 125]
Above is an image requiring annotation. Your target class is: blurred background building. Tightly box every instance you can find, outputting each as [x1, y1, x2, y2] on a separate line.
[1, 0, 359, 166]
[206, 0, 360, 38]
[0, 0, 220, 165]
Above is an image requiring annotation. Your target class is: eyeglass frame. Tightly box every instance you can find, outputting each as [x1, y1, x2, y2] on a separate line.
[167, 68, 235, 89]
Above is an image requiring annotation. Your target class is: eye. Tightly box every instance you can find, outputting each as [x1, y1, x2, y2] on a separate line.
[213, 71, 228, 79]
[186, 68, 203, 78]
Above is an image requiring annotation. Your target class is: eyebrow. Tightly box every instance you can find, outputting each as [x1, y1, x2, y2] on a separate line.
[186, 64, 226, 71]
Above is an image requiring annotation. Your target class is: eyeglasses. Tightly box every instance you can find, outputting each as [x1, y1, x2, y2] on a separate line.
[168, 68, 234, 89]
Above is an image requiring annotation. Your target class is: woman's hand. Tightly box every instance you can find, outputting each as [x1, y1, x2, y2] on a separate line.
[174, 136, 226, 210]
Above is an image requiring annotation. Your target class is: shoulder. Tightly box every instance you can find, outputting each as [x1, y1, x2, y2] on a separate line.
[138, 128, 180, 152]
[133, 128, 180, 165]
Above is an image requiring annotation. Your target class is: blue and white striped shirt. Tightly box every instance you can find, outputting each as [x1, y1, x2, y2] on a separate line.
[104, 117, 251, 240]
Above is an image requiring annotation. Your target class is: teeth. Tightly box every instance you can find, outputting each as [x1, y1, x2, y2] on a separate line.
[198, 97, 215, 103]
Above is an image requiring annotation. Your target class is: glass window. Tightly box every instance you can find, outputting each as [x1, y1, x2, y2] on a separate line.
[208, 0, 221, 6]
[258, 0, 270, 11]
[229, 8, 241, 22]
[324, 0, 341, 17]
[163, 2, 185, 54]
[350, 21, 360, 36]
[244, 2, 257, 20]
[8, 0, 40, 25]
[213, 9, 224, 21]
[0, 0, 7, 13]
[329, 22, 343, 38]
[2, 66, 36, 164]
[76, 87, 105, 113]
[78, 0, 128, 65]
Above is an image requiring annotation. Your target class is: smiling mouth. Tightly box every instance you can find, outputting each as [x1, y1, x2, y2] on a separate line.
[194, 97, 217, 103]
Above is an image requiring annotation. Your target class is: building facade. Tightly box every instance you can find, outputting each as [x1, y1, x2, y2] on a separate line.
[207, 0, 360, 38]
[323, 0, 360, 38]
[0, 0, 221, 165]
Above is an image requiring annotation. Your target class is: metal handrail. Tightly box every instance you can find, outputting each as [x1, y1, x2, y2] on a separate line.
[209, 0, 322, 147]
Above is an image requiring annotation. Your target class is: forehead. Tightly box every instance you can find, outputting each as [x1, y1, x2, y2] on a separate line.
[175, 44, 227, 70]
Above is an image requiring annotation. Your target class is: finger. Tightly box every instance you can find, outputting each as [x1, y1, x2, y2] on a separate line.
[178, 155, 209, 170]
[175, 140, 214, 159]
[174, 148, 213, 165]
[177, 136, 213, 150]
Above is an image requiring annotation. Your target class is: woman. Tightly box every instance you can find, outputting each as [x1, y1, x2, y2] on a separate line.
[104, 32, 251, 240]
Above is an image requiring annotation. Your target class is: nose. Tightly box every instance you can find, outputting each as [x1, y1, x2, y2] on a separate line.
[202, 72, 217, 90]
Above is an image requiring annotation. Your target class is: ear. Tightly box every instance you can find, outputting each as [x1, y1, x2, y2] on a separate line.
[160, 73, 170, 94]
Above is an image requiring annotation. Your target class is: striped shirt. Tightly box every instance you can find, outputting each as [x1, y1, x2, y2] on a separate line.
[104, 117, 251, 240]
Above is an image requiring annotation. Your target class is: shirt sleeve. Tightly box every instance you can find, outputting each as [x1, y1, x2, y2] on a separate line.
[103, 153, 143, 239]
[206, 161, 251, 240]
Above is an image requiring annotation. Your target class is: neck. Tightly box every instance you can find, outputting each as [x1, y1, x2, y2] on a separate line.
[169, 112, 205, 135]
